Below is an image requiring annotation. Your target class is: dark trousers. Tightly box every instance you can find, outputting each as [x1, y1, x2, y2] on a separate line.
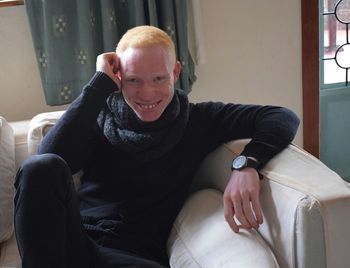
[14, 153, 168, 268]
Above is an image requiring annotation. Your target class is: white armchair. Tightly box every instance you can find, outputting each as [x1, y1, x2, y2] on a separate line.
[170, 140, 350, 268]
[1, 112, 350, 268]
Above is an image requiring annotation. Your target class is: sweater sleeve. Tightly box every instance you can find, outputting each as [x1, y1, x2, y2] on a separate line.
[239, 105, 300, 167]
[38, 72, 118, 174]
[194, 102, 300, 168]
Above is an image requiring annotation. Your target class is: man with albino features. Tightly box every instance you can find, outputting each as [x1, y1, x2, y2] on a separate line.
[14, 26, 299, 267]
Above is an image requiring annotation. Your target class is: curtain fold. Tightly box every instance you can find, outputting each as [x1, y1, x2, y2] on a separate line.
[26, 0, 196, 106]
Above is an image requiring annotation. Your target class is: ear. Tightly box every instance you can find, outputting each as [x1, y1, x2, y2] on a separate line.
[173, 61, 181, 83]
[116, 51, 123, 81]
[116, 70, 122, 81]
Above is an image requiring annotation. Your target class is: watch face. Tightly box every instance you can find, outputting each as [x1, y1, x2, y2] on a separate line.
[232, 155, 247, 169]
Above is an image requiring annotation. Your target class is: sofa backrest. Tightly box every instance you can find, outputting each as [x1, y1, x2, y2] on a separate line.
[0, 117, 15, 243]
[27, 111, 65, 156]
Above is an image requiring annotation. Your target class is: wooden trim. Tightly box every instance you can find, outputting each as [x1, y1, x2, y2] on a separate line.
[302, 0, 320, 157]
[0, 0, 24, 8]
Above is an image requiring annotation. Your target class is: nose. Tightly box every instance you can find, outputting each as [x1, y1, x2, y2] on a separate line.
[138, 81, 156, 101]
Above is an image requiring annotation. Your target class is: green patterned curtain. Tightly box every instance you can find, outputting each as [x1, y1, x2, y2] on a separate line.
[26, 0, 196, 106]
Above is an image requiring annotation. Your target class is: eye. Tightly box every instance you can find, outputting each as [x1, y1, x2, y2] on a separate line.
[154, 76, 166, 83]
[126, 77, 139, 84]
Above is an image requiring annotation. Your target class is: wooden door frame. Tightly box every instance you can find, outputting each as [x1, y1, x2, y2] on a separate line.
[302, 0, 319, 157]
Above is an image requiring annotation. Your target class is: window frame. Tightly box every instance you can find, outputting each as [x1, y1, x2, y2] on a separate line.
[320, 0, 350, 89]
[0, 0, 24, 8]
[302, 0, 320, 157]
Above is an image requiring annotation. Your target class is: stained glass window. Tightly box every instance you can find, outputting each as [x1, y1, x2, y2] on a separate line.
[321, 0, 350, 86]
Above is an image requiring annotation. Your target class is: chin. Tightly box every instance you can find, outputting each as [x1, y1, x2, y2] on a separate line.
[134, 102, 168, 122]
[132, 109, 156, 122]
[137, 114, 161, 122]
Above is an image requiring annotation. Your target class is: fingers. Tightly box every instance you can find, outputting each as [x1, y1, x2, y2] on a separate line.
[232, 192, 261, 229]
[241, 192, 257, 228]
[251, 192, 263, 224]
[96, 52, 121, 89]
[96, 52, 118, 70]
[233, 195, 251, 228]
[223, 168, 263, 233]
[224, 193, 263, 233]
[223, 195, 239, 233]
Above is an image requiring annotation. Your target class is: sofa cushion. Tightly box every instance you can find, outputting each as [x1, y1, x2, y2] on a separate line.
[0, 116, 15, 243]
[0, 232, 20, 267]
[167, 189, 279, 268]
[9, 120, 30, 169]
[27, 111, 84, 188]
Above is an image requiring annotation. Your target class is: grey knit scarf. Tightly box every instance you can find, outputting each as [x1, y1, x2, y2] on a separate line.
[97, 89, 189, 162]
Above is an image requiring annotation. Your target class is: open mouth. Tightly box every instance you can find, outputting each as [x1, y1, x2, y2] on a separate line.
[136, 100, 161, 111]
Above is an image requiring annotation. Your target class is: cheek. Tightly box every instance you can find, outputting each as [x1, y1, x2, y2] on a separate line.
[121, 88, 135, 103]
[165, 87, 175, 103]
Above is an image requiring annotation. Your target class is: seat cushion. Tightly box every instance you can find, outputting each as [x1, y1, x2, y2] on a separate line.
[167, 189, 279, 268]
[0, 117, 15, 243]
[0, 232, 20, 267]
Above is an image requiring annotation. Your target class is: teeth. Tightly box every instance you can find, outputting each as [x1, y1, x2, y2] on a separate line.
[139, 102, 158, 110]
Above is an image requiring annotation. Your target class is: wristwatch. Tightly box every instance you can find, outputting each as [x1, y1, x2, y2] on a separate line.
[231, 155, 259, 171]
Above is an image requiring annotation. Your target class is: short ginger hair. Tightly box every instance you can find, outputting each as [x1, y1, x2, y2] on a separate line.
[116, 25, 176, 61]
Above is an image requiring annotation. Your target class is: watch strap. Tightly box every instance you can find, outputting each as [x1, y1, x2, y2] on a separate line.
[246, 157, 260, 171]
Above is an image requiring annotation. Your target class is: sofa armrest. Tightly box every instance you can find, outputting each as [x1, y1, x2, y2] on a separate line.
[191, 139, 350, 268]
[27, 111, 65, 155]
[260, 142, 350, 268]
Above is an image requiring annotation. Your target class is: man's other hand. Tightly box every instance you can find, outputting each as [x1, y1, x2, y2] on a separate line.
[223, 168, 263, 233]
[96, 52, 121, 89]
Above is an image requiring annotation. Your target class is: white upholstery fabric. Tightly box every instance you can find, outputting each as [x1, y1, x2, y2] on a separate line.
[27, 111, 65, 155]
[0, 233, 20, 268]
[190, 139, 350, 268]
[262, 144, 350, 268]
[0, 117, 15, 243]
[9, 120, 30, 169]
[168, 189, 279, 268]
[27, 111, 83, 188]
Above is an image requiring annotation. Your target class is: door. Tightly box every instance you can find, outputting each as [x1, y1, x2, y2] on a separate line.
[320, 0, 350, 181]
[302, 0, 350, 182]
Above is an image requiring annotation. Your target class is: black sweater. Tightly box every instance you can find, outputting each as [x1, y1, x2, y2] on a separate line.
[39, 72, 299, 253]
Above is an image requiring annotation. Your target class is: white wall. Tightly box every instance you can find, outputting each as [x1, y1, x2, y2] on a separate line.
[0, 1, 303, 145]
[0, 5, 68, 122]
[189, 0, 302, 146]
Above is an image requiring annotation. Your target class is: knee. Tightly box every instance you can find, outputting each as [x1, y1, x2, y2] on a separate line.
[15, 153, 70, 191]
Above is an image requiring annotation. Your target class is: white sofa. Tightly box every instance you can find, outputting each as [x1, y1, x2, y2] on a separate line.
[1, 112, 350, 268]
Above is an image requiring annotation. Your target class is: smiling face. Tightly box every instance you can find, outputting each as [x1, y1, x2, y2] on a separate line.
[119, 45, 181, 122]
